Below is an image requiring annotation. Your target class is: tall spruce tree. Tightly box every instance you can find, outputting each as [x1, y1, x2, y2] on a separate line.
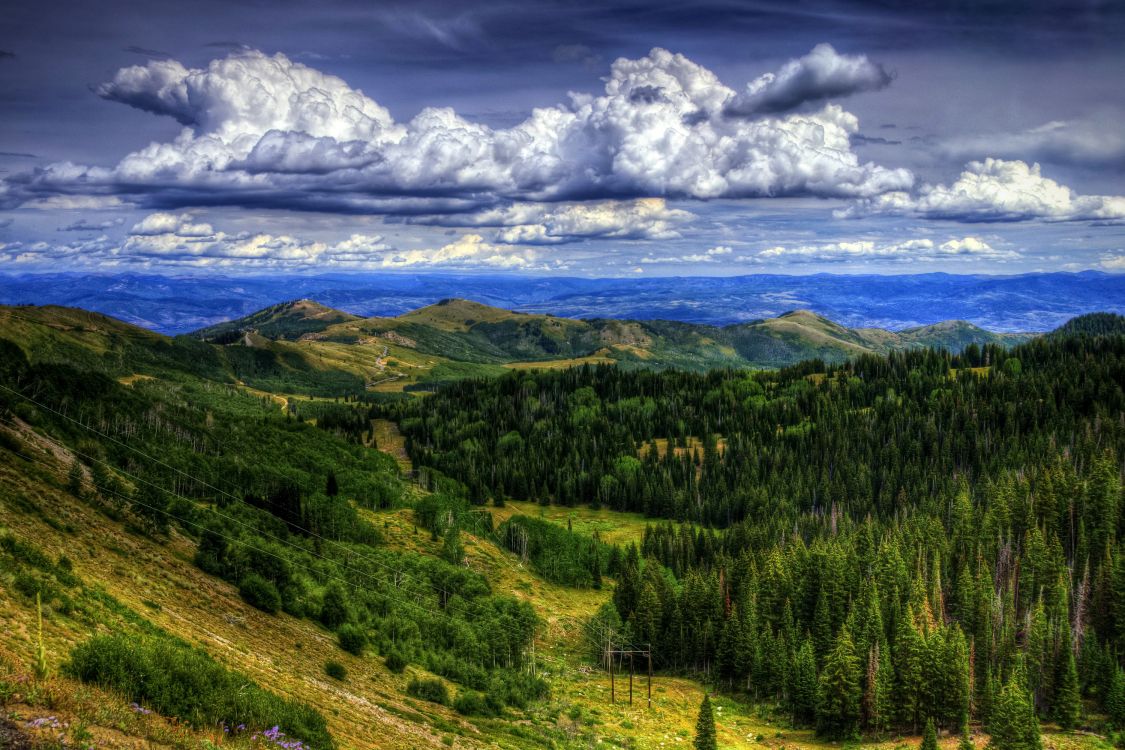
[817, 625, 861, 739]
[1053, 640, 1080, 730]
[988, 677, 1042, 750]
[921, 718, 938, 750]
[694, 693, 717, 750]
[790, 638, 818, 727]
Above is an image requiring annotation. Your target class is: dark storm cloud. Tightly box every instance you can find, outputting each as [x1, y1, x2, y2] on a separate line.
[0, 50, 15, 60]
[853, 134, 902, 146]
[58, 217, 125, 231]
[124, 45, 172, 58]
[725, 44, 894, 116]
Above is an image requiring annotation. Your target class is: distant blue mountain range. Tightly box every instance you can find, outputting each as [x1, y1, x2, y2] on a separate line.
[1, 271, 1121, 334]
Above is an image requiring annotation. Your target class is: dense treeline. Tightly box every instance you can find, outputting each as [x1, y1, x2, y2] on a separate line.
[390, 327, 1125, 737]
[389, 335, 1124, 529]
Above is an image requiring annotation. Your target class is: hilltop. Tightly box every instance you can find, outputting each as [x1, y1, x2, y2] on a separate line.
[192, 298, 1035, 384]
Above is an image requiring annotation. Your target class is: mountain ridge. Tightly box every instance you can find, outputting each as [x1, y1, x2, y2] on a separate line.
[2, 271, 1122, 334]
[191, 297, 1034, 374]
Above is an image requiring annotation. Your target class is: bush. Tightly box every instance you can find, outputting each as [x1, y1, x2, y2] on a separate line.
[384, 650, 408, 674]
[337, 624, 366, 656]
[239, 573, 281, 613]
[406, 678, 449, 706]
[453, 690, 499, 717]
[319, 583, 349, 629]
[324, 660, 347, 681]
[67, 634, 333, 749]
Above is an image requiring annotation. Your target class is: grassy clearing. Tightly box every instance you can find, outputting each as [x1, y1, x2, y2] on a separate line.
[488, 499, 656, 547]
[638, 435, 727, 461]
[371, 418, 413, 474]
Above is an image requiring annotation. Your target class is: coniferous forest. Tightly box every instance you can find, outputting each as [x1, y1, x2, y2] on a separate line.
[388, 324, 1125, 739]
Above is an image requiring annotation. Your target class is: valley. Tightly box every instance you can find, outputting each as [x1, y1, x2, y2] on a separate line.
[0, 302, 1123, 750]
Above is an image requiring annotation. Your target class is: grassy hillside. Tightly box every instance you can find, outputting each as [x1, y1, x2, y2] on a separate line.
[195, 299, 361, 342]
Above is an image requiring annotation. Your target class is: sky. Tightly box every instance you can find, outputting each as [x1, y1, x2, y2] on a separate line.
[1, 0, 1124, 277]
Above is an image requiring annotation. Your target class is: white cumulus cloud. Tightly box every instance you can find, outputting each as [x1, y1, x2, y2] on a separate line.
[840, 159, 1125, 222]
[7, 47, 913, 214]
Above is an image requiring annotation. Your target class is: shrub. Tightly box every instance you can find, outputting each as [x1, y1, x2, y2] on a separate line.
[239, 573, 281, 614]
[453, 690, 498, 717]
[406, 678, 449, 706]
[384, 650, 408, 674]
[324, 661, 347, 681]
[337, 624, 366, 656]
[67, 634, 333, 749]
[319, 583, 349, 629]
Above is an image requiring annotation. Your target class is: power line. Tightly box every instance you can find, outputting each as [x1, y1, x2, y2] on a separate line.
[2, 435, 573, 671]
[1, 377, 641, 652]
[1, 365, 637, 661]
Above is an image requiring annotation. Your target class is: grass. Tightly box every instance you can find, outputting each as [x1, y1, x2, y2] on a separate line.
[488, 500, 657, 547]
[371, 419, 413, 474]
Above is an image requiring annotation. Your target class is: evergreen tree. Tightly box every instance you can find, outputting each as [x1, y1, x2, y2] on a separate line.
[817, 625, 861, 739]
[694, 693, 717, 750]
[1106, 667, 1125, 729]
[1053, 642, 1080, 730]
[988, 677, 1041, 750]
[921, 718, 938, 750]
[959, 716, 975, 750]
[790, 638, 818, 727]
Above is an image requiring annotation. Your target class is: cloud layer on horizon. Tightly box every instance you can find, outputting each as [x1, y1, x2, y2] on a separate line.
[1, 211, 549, 270]
[841, 159, 1125, 222]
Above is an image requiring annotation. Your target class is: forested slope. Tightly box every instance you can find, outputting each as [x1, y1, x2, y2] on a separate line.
[389, 318, 1125, 738]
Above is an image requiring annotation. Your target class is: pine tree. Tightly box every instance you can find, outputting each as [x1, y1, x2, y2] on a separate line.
[988, 677, 1041, 750]
[921, 718, 938, 750]
[694, 693, 717, 750]
[817, 625, 861, 739]
[959, 715, 975, 750]
[1053, 639, 1080, 730]
[873, 638, 896, 735]
[1106, 667, 1125, 729]
[894, 615, 924, 730]
[790, 638, 818, 727]
[813, 586, 833, 664]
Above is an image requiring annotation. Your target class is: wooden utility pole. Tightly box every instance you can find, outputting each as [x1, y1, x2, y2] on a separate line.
[647, 645, 652, 708]
[629, 652, 634, 705]
[606, 645, 652, 708]
[609, 640, 615, 704]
